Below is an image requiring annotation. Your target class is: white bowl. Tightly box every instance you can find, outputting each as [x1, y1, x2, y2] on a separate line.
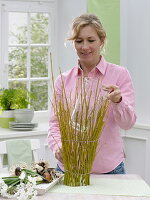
[14, 109, 34, 123]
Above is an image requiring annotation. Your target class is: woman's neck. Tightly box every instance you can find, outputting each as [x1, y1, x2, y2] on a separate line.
[79, 56, 101, 76]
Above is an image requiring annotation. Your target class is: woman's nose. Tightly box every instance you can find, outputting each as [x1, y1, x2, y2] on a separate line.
[82, 41, 89, 50]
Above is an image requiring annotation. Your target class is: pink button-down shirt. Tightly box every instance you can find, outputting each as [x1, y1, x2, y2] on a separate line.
[48, 56, 136, 173]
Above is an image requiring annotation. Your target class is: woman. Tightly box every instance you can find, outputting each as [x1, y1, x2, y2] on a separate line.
[48, 13, 136, 174]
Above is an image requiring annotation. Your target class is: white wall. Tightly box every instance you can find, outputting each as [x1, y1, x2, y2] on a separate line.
[120, 0, 150, 184]
[120, 0, 150, 125]
[57, 0, 87, 72]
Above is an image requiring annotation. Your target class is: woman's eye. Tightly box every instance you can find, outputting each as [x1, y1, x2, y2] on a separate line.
[89, 40, 95, 43]
[75, 40, 82, 43]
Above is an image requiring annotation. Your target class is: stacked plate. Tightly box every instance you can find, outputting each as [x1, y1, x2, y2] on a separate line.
[9, 121, 38, 131]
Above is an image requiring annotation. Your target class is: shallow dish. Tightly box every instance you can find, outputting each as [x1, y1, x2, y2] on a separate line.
[9, 122, 38, 128]
[9, 121, 38, 126]
[35, 175, 64, 195]
[9, 127, 34, 131]
[0, 173, 64, 196]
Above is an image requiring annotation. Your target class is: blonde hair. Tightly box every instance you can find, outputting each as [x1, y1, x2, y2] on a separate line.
[67, 13, 106, 47]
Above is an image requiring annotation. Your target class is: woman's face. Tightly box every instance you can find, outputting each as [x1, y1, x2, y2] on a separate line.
[74, 25, 102, 67]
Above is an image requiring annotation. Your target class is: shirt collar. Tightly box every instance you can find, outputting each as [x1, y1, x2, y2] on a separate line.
[76, 56, 107, 76]
[96, 56, 107, 75]
[76, 61, 83, 76]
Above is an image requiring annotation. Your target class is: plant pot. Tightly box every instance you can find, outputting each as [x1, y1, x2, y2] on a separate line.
[0, 110, 15, 128]
[14, 109, 34, 123]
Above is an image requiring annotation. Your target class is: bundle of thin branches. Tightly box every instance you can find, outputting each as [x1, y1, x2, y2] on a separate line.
[50, 55, 109, 186]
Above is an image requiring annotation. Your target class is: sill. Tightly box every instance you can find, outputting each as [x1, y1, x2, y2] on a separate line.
[0, 121, 49, 139]
[134, 123, 150, 130]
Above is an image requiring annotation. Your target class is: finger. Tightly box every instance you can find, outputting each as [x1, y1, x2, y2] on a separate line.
[102, 85, 119, 93]
[108, 92, 122, 103]
[55, 149, 63, 163]
[108, 89, 120, 98]
[56, 153, 63, 163]
[102, 85, 119, 89]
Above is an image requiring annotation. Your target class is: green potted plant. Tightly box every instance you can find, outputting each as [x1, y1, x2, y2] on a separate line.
[0, 88, 16, 128]
[0, 88, 32, 128]
[13, 88, 35, 123]
[13, 88, 30, 109]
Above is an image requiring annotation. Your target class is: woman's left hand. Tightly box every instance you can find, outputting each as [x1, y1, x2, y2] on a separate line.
[103, 85, 122, 103]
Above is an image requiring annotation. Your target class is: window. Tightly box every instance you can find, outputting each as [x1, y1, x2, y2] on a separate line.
[0, 1, 57, 113]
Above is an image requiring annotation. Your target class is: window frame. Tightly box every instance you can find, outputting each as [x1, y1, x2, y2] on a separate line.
[0, 0, 58, 120]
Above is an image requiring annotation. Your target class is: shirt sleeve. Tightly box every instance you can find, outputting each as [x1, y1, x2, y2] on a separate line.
[47, 76, 62, 153]
[111, 67, 137, 130]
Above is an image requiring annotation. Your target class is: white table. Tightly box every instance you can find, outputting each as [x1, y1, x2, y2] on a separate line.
[0, 174, 150, 200]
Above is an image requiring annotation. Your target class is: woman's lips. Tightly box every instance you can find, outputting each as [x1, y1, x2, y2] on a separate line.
[81, 52, 92, 56]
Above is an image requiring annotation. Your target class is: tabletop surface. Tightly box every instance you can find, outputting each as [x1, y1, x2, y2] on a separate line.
[0, 174, 150, 200]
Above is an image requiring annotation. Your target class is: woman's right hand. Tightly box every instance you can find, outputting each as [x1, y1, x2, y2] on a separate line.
[55, 148, 63, 163]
